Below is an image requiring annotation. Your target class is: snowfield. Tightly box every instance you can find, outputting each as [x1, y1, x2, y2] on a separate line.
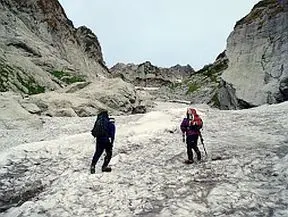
[0, 102, 288, 217]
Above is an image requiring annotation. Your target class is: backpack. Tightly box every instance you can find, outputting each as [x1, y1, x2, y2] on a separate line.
[91, 116, 109, 137]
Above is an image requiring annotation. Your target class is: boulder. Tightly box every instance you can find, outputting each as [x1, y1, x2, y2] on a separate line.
[0, 92, 42, 129]
[24, 78, 153, 117]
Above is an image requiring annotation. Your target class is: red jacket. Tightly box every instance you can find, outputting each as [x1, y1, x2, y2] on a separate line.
[180, 109, 203, 136]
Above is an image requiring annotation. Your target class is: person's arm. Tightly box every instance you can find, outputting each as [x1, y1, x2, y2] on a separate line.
[180, 119, 187, 142]
[108, 122, 116, 145]
[180, 119, 187, 134]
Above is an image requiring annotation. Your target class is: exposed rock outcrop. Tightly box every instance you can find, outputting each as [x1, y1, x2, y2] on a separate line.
[110, 61, 194, 87]
[0, 0, 108, 94]
[220, 0, 288, 109]
[17, 78, 154, 117]
[0, 92, 43, 130]
[161, 51, 228, 107]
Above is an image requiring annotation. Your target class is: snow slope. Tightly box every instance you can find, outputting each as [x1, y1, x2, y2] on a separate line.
[0, 102, 288, 217]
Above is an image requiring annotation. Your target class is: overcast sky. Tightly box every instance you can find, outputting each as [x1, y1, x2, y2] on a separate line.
[58, 0, 260, 70]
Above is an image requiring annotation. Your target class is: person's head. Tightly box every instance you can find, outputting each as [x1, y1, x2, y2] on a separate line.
[186, 108, 197, 120]
[97, 109, 108, 118]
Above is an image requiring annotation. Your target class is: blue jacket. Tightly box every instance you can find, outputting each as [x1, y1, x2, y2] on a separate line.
[96, 117, 116, 145]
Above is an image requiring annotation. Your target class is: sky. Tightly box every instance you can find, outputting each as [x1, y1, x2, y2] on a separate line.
[58, 0, 260, 70]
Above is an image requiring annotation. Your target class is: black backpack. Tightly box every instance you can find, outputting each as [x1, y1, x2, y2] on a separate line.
[91, 116, 109, 137]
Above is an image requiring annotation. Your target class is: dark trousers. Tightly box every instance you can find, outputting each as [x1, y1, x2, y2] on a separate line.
[91, 141, 112, 168]
[186, 135, 201, 161]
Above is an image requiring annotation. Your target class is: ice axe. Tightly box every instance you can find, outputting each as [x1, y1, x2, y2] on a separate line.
[199, 131, 208, 157]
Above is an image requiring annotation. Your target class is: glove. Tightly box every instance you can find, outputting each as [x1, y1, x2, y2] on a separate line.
[182, 134, 185, 143]
[109, 138, 114, 147]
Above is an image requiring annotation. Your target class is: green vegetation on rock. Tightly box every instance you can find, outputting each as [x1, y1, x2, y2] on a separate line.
[51, 70, 86, 84]
[0, 63, 10, 92]
[169, 82, 181, 90]
[16, 72, 45, 95]
[1, 58, 45, 94]
[186, 82, 200, 94]
[197, 59, 228, 82]
[236, 0, 284, 26]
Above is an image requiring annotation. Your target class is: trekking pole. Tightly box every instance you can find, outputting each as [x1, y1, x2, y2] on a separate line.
[199, 131, 208, 157]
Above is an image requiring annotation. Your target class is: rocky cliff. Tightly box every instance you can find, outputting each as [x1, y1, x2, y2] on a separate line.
[220, 0, 288, 109]
[0, 0, 153, 116]
[0, 0, 108, 94]
[110, 61, 194, 87]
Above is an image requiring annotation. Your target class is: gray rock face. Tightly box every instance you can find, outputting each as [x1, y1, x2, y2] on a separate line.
[279, 76, 288, 100]
[110, 61, 194, 87]
[0, 0, 152, 115]
[0, 92, 43, 130]
[162, 51, 228, 107]
[221, 0, 288, 108]
[19, 78, 154, 117]
[0, 0, 109, 94]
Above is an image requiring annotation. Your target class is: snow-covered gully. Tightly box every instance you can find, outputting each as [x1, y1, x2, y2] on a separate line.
[0, 102, 288, 217]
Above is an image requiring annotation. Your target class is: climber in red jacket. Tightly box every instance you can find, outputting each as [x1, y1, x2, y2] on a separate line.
[180, 108, 203, 164]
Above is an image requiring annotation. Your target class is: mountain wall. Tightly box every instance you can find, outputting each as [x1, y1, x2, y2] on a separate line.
[110, 61, 194, 87]
[220, 0, 288, 109]
[0, 0, 108, 94]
